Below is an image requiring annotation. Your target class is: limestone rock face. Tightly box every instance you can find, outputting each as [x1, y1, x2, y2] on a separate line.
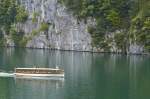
[19, 0, 92, 51]
[129, 44, 144, 54]
[6, 0, 144, 54]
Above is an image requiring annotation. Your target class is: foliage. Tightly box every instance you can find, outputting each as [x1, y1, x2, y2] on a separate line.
[16, 6, 28, 23]
[0, 0, 16, 33]
[106, 9, 121, 27]
[10, 25, 24, 46]
[61, 0, 150, 53]
[0, 30, 5, 46]
[0, 0, 28, 35]
[143, 17, 150, 52]
[40, 22, 49, 32]
[0, 0, 28, 47]
[31, 29, 39, 36]
[32, 12, 39, 23]
[114, 32, 127, 52]
[19, 36, 30, 47]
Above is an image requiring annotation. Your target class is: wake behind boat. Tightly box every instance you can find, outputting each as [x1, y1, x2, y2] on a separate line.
[14, 68, 64, 78]
[0, 72, 14, 77]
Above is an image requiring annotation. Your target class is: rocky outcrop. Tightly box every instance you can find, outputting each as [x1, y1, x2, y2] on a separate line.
[18, 0, 92, 51]
[129, 44, 144, 54]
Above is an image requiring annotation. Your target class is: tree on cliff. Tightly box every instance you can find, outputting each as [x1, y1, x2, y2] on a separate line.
[60, 0, 150, 53]
[0, 0, 28, 46]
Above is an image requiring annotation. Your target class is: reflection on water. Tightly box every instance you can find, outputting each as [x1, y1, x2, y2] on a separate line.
[0, 78, 64, 99]
[13, 78, 64, 99]
[0, 47, 150, 99]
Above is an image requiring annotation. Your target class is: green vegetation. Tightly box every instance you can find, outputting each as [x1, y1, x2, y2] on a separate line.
[16, 6, 28, 23]
[60, 0, 150, 53]
[114, 32, 127, 52]
[39, 22, 49, 39]
[32, 12, 39, 23]
[10, 25, 25, 47]
[0, 0, 28, 47]
[40, 22, 49, 32]
[0, 30, 4, 46]
[18, 22, 50, 46]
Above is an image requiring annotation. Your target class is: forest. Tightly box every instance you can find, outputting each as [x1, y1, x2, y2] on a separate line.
[0, 0, 28, 46]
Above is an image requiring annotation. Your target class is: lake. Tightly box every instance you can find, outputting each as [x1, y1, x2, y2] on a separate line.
[0, 47, 150, 99]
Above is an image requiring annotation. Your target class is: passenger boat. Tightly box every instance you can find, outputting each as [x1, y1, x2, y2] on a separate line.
[14, 68, 64, 78]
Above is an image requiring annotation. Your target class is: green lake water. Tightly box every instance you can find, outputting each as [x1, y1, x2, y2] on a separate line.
[0, 47, 150, 99]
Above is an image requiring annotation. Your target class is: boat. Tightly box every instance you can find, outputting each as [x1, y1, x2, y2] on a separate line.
[14, 68, 64, 78]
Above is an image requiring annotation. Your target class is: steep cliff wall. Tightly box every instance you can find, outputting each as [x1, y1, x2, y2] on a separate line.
[3, 0, 147, 54]
[17, 0, 92, 51]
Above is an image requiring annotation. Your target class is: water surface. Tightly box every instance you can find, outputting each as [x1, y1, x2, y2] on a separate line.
[0, 47, 150, 99]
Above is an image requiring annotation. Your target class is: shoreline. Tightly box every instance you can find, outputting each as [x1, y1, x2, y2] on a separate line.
[0, 46, 149, 56]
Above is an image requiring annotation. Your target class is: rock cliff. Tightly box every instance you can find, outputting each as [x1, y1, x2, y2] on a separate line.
[18, 0, 92, 51]
[4, 0, 146, 54]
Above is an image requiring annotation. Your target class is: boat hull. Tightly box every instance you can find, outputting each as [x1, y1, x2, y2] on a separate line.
[14, 73, 64, 78]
